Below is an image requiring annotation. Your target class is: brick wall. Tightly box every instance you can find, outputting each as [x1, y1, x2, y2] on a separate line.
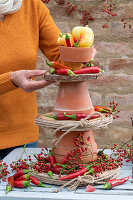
[36, 0, 133, 148]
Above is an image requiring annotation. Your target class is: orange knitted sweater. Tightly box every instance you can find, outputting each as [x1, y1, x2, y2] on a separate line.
[0, 0, 61, 149]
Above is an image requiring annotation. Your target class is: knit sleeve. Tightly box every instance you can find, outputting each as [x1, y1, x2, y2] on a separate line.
[0, 72, 18, 95]
[37, 0, 61, 62]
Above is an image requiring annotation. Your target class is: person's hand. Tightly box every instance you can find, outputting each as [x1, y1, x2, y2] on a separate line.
[10, 70, 52, 93]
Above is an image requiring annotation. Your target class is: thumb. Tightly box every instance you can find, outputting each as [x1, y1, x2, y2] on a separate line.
[28, 70, 47, 78]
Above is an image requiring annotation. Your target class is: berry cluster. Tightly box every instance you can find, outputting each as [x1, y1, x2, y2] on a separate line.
[10, 157, 31, 172]
[0, 160, 9, 182]
[121, 18, 133, 38]
[111, 141, 133, 164]
[41, 0, 50, 4]
[33, 148, 50, 173]
[65, 1, 77, 15]
[54, 0, 65, 5]
[41, 0, 131, 33]
[101, 0, 121, 28]
[111, 141, 133, 183]
[79, 9, 95, 26]
[105, 101, 120, 119]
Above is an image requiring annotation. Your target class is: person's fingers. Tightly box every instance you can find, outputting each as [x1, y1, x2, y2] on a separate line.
[26, 70, 47, 78]
[10, 70, 51, 93]
[23, 79, 52, 92]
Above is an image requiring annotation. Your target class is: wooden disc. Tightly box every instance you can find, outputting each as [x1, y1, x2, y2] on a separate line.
[44, 72, 104, 82]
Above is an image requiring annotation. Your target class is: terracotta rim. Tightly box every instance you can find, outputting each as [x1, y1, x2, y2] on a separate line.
[59, 46, 97, 63]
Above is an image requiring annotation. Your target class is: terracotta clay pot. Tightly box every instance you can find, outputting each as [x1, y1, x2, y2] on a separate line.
[59, 46, 97, 63]
[54, 130, 97, 163]
[53, 81, 94, 114]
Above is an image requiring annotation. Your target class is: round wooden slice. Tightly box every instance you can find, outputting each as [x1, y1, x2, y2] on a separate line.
[44, 72, 104, 82]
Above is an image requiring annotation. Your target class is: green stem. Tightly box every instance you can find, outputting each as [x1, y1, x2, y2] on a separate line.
[73, 40, 80, 47]
[28, 184, 33, 190]
[45, 114, 57, 120]
[88, 60, 94, 67]
[5, 186, 11, 194]
[54, 163, 67, 168]
[84, 163, 100, 176]
[64, 112, 76, 120]
[103, 182, 111, 189]
[98, 147, 107, 156]
[67, 70, 77, 76]
[66, 167, 75, 173]
[33, 154, 38, 160]
[38, 182, 51, 188]
[99, 69, 104, 73]
[23, 180, 31, 187]
[46, 60, 53, 67]
[100, 108, 110, 113]
[47, 171, 55, 180]
[49, 68, 55, 74]
[59, 33, 64, 38]
[65, 34, 70, 39]
[85, 164, 95, 170]
[23, 170, 38, 174]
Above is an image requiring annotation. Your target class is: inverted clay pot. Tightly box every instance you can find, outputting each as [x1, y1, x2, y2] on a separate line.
[53, 81, 94, 114]
[54, 130, 97, 163]
[59, 46, 97, 63]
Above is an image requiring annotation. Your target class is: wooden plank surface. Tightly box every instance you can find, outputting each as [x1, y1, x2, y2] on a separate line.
[0, 148, 132, 200]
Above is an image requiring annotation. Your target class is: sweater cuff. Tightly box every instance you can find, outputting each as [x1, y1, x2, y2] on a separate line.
[0, 72, 18, 95]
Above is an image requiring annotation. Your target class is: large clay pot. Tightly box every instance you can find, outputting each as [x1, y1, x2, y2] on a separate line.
[54, 130, 97, 163]
[59, 46, 97, 63]
[53, 81, 94, 114]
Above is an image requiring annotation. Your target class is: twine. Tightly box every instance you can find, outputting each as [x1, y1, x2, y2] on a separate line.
[28, 167, 120, 192]
[35, 112, 113, 148]
[35, 112, 113, 132]
[53, 175, 94, 192]
[52, 112, 107, 147]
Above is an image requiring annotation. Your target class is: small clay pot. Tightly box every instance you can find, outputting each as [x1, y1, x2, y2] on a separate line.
[59, 46, 97, 63]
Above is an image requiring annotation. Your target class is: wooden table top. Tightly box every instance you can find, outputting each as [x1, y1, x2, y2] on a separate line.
[0, 148, 132, 200]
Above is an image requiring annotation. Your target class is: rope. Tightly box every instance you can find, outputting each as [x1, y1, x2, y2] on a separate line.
[53, 112, 104, 147]
[53, 175, 94, 192]
[35, 112, 113, 132]
[29, 167, 120, 192]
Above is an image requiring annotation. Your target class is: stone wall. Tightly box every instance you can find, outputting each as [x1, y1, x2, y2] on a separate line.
[36, 0, 133, 148]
